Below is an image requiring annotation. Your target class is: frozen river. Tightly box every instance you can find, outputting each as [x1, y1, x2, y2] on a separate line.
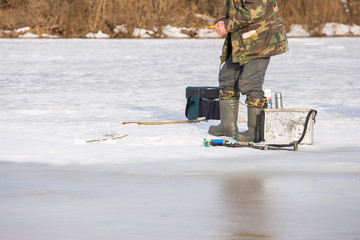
[0, 38, 360, 239]
[1, 162, 360, 240]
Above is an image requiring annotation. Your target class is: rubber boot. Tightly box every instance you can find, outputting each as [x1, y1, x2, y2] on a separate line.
[208, 99, 239, 137]
[235, 106, 263, 142]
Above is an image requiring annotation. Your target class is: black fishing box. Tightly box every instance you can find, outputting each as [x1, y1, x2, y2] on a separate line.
[185, 86, 221, 120]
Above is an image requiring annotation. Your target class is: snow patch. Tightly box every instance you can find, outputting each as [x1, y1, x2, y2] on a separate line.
[114, 24, 128, 34]
[286, 23, 360, 37]
[85, 31, 110, 39]
[133, 28, 154, 38]
[162, 25, 189, 38]
[3, 22, 360, 39]
[322, 22, 352, 36]
[196, 28, 219, 38]
[16, 26, 31, 33]
[41, 33, 59, 38]
[18, 32, 39, 38]
[350, 24, 360, 35]
[286, 24, 311, 37]
[0, 29, 12, 35]
[132, 25, 218, 38]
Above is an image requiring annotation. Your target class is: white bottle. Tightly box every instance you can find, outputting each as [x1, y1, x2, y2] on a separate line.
[264, 89, 272, 109]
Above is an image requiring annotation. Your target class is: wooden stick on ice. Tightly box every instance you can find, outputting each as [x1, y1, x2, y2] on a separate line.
[121, 118, 207, 125]
[86, 134, 128, 143]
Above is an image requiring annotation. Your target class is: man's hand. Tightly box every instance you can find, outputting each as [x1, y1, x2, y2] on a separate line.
[215, 21, 229, 37]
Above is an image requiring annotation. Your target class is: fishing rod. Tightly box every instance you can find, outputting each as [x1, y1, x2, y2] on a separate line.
[121, 117, 207, 125]
[194, 26, 216, 30]
[86, 134, 128, 143]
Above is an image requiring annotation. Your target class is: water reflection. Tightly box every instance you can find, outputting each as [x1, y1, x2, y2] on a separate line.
[221, 174, 275, 239]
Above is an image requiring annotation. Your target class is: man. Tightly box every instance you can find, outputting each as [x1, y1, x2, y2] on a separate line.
[208, 0, 289, 142]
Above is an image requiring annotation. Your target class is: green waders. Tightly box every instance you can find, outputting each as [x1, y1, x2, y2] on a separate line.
[208, 99, 239, 137]
[208, 55, 270, 142]
[235, 106, 264, 143]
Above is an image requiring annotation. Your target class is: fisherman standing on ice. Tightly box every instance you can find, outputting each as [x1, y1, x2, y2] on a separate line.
[209, 0, 289, 142]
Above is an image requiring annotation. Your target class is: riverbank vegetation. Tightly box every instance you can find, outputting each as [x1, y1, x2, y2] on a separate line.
[0, 0, 359, 38]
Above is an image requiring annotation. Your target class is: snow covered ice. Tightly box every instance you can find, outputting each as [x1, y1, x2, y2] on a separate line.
[0, 38, 360, 239]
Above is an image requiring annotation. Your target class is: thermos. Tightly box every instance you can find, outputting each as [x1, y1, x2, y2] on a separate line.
[275, 92, 283, 109]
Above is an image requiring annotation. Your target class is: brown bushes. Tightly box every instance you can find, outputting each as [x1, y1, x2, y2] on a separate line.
[347, 0, 360, 24]
[0, 0, 222, 37]
[278, 0, 349, 34]
[0, 0, 357, 38]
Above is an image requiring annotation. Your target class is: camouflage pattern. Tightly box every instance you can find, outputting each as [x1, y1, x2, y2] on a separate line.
[245, 96, 268, 108]
[219, 89, 240, 100]
[220, 0, 289, 65]
[219, 90, 267, 108]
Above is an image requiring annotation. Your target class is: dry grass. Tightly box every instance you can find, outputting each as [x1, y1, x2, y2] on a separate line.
[0, 0, 357, 37]
[278, 0, 348, 34]
[347, 0, 360, 24]
[1, 0, 223, 37]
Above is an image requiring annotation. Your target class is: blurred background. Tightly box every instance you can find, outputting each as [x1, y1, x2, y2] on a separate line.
[0, 0, 359, 38]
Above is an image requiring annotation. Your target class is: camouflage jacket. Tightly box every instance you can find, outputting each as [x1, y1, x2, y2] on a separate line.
[220, 0, 289, 65]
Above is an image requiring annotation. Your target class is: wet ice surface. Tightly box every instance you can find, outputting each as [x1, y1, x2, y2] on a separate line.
[0, 38, 360, 239]
[1, 162, 360, 240]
